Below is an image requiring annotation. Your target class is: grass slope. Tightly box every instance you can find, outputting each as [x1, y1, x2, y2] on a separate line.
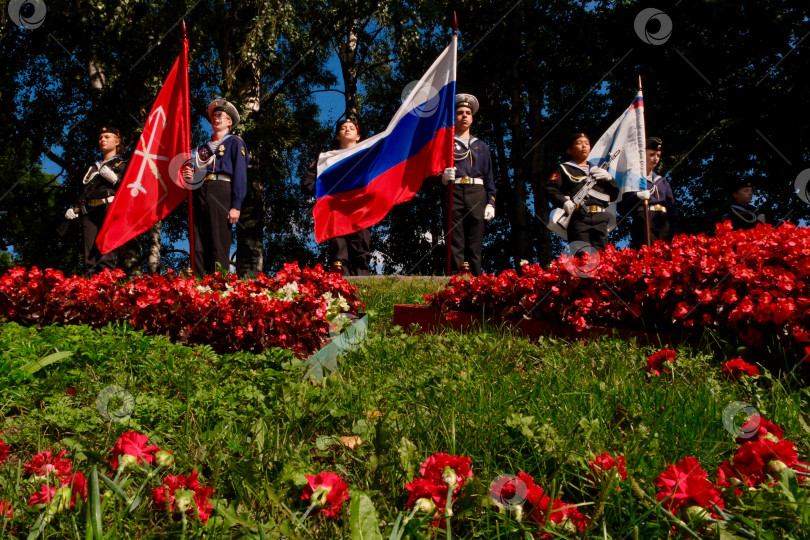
[0, 276, 808, 538]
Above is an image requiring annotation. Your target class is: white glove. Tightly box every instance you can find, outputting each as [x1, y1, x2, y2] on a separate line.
[65, 208, 78, 220]
[563, 199, 576, 214]
[636, 189, 651, 201]
[589, 166, 613, 182]
[99, 164, 119, 185]
[442, 167, 456, 185]
[757, 214, 766, 224]
[484, 204, 495, 221]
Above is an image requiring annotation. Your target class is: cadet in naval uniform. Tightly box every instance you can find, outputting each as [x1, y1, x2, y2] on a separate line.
[183, 99, 249, 275]
[545, 132, 619, 250]
[722, 178, 766, 230]
[64, 126, 128, 276]
[301, 118, 371, 276]
[617, 137, 680, 248]
[441, 94, 496, 275]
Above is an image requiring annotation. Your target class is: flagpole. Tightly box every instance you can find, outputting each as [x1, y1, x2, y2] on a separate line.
[638, 76, 651, 248]
[445, 12, 458, 276]
[183, 20, 196, 276]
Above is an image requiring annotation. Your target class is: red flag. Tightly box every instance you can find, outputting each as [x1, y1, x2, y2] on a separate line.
[96, 35, 190, 254]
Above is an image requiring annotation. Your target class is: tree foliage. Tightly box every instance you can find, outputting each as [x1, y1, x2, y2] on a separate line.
[3, 0, 808, 274]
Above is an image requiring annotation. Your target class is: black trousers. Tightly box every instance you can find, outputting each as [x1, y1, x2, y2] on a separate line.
[329, 229, 371, 276]
[82, 205, 117, 276]
[630, 210, 672, 249]
[568, 211, 610, 250]
[449, 184, 485, 275]
[193, 180, 232, 275]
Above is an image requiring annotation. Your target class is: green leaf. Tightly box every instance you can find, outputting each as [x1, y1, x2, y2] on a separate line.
[19, 350, 73, 375]
[89, 466, 103, 540]
[349, 491, 383, 540]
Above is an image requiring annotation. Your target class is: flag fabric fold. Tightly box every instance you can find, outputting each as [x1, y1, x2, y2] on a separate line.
[313, 36, 457, 243]
[586, 89, 647, 198]
[96, 36, 191, 254]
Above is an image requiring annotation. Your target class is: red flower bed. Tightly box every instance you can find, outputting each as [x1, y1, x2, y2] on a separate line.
[0, 263, 364, 358]
[426, 223, 810, 356]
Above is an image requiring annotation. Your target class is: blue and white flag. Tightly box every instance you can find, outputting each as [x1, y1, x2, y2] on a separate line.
[587, 90, 646, 197]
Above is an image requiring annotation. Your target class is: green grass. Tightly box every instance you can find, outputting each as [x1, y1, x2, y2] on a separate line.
[1, 277, 809, 538]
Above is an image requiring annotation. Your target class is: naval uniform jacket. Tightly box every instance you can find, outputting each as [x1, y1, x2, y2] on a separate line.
[723, 202, 762, 230]
[453, 136, 496, 205]
[617, 171, 681, 235]
[80, 154, 127, 208]
[545, 161, 619, 210]
[194, 133, 249, 210]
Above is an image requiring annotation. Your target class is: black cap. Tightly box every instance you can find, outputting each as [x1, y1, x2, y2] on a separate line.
[566, 132, 589, 148]
[646, 137, 662, 151]
[98, 126, 121, 138]
[731, 178, 754, 193]
[335, 117, 360, 134]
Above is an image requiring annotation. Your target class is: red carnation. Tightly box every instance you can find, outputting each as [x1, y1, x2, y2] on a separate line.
[419, 452, 473, 492]
[716, 459, 753, 496]
[654, 457, 724, 515]
[587, 452, 628, 482]
[152, 470, 214, 524]
[645, 349, 676, 376]
[405, 477, 447, 514]
[109, 431, 162, 470]
[24, 449, 72, 478]
[28, 484, 56, 506]
[61, 471, 88, 504]
[0, 432, 9, 465]
[721, 358, 759, 380]
[301, 472, 350, 520]
[0, 499, 11, 520]
[735, 415, 784, 444]
[733, 439, 799, 485]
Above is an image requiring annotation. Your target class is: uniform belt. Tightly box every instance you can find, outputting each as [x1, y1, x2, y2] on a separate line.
[205, 173, 231, 182]
[87, 196, 114, 207]
[580, 205, 606, 213]
[454, 176, 484, 185]
[649, 204, 667, 213]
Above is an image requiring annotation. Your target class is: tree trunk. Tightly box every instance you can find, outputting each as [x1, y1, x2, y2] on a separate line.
[338, 18, 360, 119]
[508, 67, 530, 266]
[118, 239, 142, 277]
[527, 91, 552, 265]
[147, 221, 161, 274]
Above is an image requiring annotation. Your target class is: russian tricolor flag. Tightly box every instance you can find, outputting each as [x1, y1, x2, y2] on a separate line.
[587, 89, 647, 196]
[313, 36, 457, 243]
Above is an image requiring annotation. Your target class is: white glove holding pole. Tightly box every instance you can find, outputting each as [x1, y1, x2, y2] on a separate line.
[636, 189, 651, 201]
[442, 167, 456, 185]
[99, 164, 119, 185]
[65, 208, 78, 220]
[563, 199, 576, 215]
[484, 204, 495, 221]
[757, 214, 766, 224]
[589, 166, 613, 183]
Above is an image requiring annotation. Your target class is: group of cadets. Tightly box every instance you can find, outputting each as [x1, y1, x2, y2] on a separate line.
[66, 96, 767, 277]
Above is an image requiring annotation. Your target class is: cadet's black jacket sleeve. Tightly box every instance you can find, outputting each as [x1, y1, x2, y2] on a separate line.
[301, 160, 317, 196]
[545, 165, 570, 208]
